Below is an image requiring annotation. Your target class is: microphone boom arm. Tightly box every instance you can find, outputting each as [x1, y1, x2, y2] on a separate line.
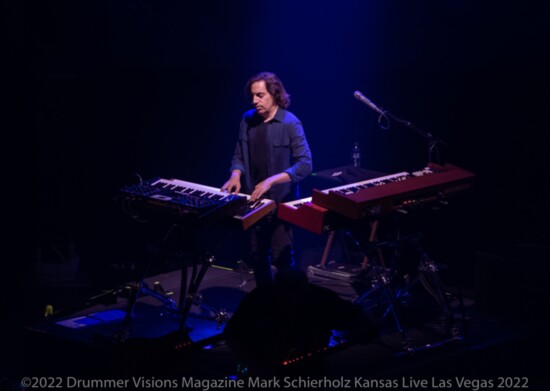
[354, 90, 448, 164]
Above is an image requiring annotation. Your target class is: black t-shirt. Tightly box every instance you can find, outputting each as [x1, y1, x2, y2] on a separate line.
[249, 121, 269, 186]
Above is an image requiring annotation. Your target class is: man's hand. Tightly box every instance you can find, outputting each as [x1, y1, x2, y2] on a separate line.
[250, 172, 291, 201]
[251, 180, 271, 201]
[221, 170, 242, 194]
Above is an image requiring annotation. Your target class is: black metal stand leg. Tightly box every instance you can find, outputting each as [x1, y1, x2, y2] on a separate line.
[394, 232, 462, 337]
[114, 220, 234, 342]
[118, 282, 140, 340]
[416, 248, 458, 335]
[178, 254, 215, 332]
[418, 253, 451, 312]
[145, 281, 179, 312]
[116, 279, 180, 341]
[348, 231, 412, 349]
[355, 262, 415, 350]
[112, 223, 181, 340]
[179, 261, 188, 314]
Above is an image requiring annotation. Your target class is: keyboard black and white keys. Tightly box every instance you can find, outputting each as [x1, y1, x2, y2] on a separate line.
[116, 177, 274, 229]
[311, 163, 475, 220]
[279, 164, 475, 231]
[278, 172, 410, 233]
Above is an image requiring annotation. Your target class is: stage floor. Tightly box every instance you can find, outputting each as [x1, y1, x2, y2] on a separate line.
[3, 252, 549, 390]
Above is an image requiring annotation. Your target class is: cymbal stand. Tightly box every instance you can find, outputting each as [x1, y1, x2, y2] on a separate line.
[358, 223, 461, 340]
[349, 231, 412, 350]
[394, 233, 459, 336]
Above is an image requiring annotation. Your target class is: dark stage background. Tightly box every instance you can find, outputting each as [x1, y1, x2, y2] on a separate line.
[4, 1, 549, 326]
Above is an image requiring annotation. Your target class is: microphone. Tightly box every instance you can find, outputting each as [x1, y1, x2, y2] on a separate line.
[353, 90, 384, 114]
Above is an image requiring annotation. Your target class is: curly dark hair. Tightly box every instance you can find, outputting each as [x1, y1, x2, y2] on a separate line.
[245, 72, 291, 109]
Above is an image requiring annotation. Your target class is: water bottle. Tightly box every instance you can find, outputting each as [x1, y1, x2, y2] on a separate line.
[352, 142, 361, 167]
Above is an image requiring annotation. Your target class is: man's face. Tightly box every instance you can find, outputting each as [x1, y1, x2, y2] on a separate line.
[251, 80, 277, 119]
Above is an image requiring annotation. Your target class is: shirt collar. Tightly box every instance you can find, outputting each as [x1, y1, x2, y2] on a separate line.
[271, 107, 286, 123]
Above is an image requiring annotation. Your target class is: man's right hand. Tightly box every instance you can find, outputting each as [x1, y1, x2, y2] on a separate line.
[221, 170, 241, 194]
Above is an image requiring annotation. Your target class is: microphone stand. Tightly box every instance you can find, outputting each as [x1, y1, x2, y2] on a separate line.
[385, 113, 448, 165]
[354, 90, 449, 165]
[354, 90, 455, 212]
[353, 93, 467, 348]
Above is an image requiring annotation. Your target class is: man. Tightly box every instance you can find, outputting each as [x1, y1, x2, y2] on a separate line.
[221, 72, 312, 287]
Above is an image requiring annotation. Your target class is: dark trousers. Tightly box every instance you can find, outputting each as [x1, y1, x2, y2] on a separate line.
[248, 212, 294, 288]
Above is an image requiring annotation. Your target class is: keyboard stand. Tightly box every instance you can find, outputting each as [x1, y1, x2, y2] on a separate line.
[115, 220, 234, 342]
[177, 252, 215, 333]
[319, 220, 384, 269]
[119, 280, 180, 340]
